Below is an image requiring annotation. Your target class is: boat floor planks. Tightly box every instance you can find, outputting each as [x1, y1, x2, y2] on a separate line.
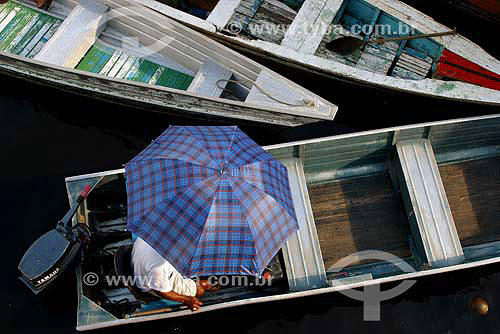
[76, 43, 194, 90]
[440, 157, 500, 247]
[309, 173, 412, 270]
[0, 2, 62, 58]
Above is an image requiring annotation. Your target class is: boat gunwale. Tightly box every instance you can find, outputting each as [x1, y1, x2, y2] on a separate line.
[0, 51, 337, 126]
[263, 112, 500, 150]
[64, 113, 500, 183]
[75, 254, 500, 331]
[211, 34, 500, 105]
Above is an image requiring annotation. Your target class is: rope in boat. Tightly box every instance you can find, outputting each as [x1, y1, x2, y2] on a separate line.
[216, 79, 316, 108]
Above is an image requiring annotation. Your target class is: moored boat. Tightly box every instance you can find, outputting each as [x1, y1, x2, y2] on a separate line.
[0, 0, 337, 126]
[63, 113, 500, 330]
[138, 0, 500, 106]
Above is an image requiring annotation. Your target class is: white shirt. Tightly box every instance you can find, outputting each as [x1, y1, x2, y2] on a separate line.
[131, 237, 197, 296]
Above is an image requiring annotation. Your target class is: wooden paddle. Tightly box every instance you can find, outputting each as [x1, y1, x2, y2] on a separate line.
[325, 28, 457, 55]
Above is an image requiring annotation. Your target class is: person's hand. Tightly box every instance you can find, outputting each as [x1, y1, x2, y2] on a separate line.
[199, 280, 221, 292]
[184, 296, 202, 311]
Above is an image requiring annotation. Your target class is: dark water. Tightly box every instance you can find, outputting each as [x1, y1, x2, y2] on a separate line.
[3, 1, 500, 333]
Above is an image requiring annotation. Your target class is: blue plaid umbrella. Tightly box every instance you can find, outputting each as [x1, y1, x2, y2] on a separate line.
[125, 126, 298, 277]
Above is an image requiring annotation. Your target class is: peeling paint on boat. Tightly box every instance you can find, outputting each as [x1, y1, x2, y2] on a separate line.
[436, 82, 456, 94]
[217, 37, 500, 105]
[137, 0, 500, 106]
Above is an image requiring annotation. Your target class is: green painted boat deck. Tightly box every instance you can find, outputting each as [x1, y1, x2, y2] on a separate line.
[0, 2, 62, 58]
[0, 1, 193, 91]
[76, 43, 194, 90]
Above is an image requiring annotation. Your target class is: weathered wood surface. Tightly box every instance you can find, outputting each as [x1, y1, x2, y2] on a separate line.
[309, 173, 412, 270]
[0, 2, 63, 58]
[34, 0, 108, 68]
[281, 0, 342, 54]
[246, 70, 310, 108]
[361, 0, 500, 75]
[315, 24, 361, 66]
[0, 0, 337, 125]
[97, 0, 336, 121]
[440, 157, 500, 247]
[0, 51, 319, 126]
[187, 59, 232, 97]
[436, 49, 500, 91]
[247, 0, 297, 44]
[355, 41, 399, 75]
[217, 33, 500, 105]
[227, 0, 297, 44]
[207, 0, 242, 29]
[137, 0, 500, 104]
[393, 52, 433, 80]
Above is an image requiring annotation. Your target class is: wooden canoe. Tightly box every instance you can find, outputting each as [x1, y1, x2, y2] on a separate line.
[0, 0, 337, 126]
[137, 0, 500, 106]
[66, 113, 500, 330]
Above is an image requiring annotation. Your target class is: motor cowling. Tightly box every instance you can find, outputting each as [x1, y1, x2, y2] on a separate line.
[18, 185, 92, 294]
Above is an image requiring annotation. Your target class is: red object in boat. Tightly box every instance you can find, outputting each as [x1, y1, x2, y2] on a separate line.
[436, 49, 500, 91]
[460, 0, 500, 16]
[79, 185, 92, 199]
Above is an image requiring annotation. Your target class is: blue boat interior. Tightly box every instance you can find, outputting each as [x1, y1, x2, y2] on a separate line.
[212, 0, 446, 81]
[317, 0, 445, 80]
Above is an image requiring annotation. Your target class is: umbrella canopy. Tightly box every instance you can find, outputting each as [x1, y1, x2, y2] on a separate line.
[125, 126, 298, 277]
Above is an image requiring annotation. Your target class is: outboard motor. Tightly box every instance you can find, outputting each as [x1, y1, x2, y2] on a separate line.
[18, 185, 92, 294]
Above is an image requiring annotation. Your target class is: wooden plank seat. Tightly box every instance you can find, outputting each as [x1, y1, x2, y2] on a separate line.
[34, 0, 108, 68]
[207, 0, 242, 29]
[281, 0, 343, 54]
[187, 59, 232, 97]
[280, 158, 327, 291]
[391, 139, 465, 268]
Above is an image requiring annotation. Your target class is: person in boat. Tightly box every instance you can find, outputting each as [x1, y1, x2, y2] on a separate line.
[131, 237, 219, 311]
[0, 0, 52, 10]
